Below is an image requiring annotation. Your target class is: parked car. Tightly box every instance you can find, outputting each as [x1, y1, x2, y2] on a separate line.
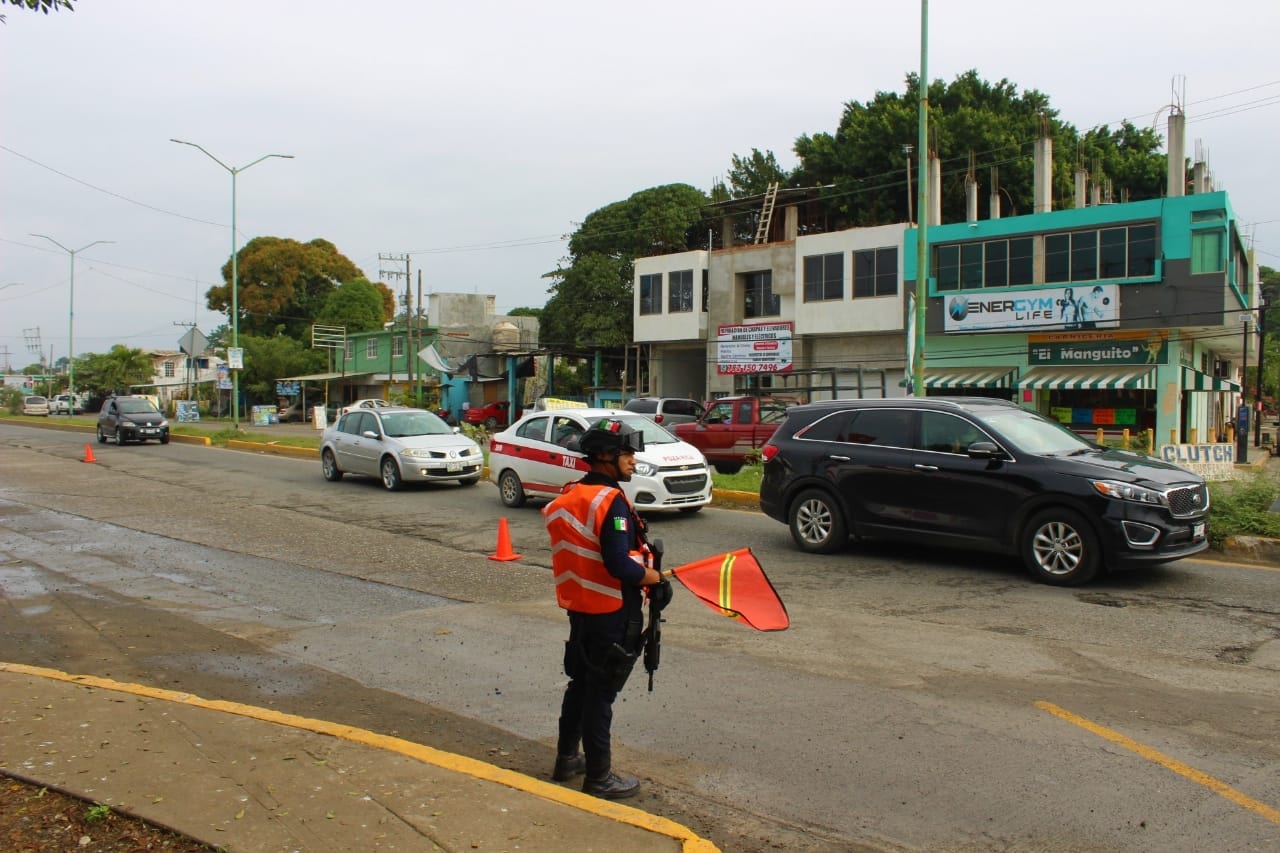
[96, 395, 170, 445]
[339, 398, 391, 416]
[672, 395, 798, 474]
[759, 396, 1210, 586]
[623, 397, 706, 428]
[320, 406, 483, 491]
[22, 395, 50, 416]
[488, 408, 712, 512]
[464, 400, 512, 429]
[278, 400, 315, 423]
[49, 394, 86, 415]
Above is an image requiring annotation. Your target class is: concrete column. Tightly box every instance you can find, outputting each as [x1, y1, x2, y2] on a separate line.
[1167, 111, 1186, 197]
[965, 175, 978, 222]
[1075, 169, 1088, 209]
[1034, 135, 1053, 213]
[928, 155, 941, 226]
[784, 205, 798, 241]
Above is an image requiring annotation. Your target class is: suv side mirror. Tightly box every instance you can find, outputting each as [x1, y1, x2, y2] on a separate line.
[967, 441, 1004, 460]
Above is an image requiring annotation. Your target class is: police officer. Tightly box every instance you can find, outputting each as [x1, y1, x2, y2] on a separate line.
[543, 417, 667, 799]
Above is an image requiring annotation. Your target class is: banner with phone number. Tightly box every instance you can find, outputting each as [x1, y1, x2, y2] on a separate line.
[716, 322, 793, 375]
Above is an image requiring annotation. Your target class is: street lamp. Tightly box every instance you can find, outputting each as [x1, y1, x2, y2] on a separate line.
[31, 235, 114, 416]
[171, 138, 293, 429]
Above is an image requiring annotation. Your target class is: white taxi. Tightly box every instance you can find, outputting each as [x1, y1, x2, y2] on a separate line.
[489, 408, 712, 513]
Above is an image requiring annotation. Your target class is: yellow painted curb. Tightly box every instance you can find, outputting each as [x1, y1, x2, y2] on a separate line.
[226, 438, 317, 458]
[712, 489, 760, 509]
[0, 662, 719, 852]
[169, 433, 210, 446]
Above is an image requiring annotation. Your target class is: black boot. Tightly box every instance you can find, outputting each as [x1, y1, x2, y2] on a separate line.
[552, 753, 585, 782]
[582, 769, 639, 799]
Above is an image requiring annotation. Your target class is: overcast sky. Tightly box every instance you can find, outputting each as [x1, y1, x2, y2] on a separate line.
[2, 0, 1277, 371]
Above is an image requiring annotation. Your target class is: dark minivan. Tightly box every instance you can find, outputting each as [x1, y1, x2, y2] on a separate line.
[759, 397, 1209, 586]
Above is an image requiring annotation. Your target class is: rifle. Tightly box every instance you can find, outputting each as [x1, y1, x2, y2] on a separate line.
[642, 537, 670, 691]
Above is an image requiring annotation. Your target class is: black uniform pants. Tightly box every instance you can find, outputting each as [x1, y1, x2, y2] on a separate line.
[557, 609, 629, 777]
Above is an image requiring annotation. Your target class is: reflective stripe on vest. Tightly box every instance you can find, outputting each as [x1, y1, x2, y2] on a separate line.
[543, 483, 625, 613]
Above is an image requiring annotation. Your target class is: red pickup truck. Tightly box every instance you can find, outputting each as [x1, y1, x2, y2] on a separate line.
[672, 395, 798, 474]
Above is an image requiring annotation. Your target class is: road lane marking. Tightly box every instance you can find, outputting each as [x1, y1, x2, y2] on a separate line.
[1036, 701, 1280, 827]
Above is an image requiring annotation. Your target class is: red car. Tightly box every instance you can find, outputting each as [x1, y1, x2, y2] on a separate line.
[464, 400, 513, 429]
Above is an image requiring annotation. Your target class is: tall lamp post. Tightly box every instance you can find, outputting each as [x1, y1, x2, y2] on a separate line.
[31, 235, 114, 415]
[171, 139, 293, 430]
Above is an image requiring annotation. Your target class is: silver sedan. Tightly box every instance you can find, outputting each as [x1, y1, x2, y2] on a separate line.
[320, 407, 483, 491]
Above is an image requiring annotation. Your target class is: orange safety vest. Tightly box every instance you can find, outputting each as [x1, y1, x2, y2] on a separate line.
[543, 483, 647, 613]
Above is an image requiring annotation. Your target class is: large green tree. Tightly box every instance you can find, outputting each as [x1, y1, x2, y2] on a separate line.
[792, 70, 1166, 227]
[544, 184, 709, 351]
[207, 237, 365, 339]
[315, 278, 390, 334]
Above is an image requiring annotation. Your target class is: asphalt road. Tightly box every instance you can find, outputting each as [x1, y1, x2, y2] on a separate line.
[2, 422, 1279, 851]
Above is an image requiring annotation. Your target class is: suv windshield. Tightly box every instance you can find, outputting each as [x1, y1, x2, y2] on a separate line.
[976, 407, 1093, 455]
[117, 399, 160, 415]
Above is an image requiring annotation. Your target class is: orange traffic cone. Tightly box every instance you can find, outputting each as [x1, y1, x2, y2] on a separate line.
[83, 444, 96, 464]
[488, 518, 522, 562]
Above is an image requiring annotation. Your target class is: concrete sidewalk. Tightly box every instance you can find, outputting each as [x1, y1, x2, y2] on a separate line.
[0, 663, 717, 852]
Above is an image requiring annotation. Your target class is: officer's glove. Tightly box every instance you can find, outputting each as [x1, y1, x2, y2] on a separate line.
[647, 579, 673, 612]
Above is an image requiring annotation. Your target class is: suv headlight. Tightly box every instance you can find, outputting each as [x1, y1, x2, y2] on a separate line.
[633, 460, 657, 477]
[1091, 479, 1166, 506]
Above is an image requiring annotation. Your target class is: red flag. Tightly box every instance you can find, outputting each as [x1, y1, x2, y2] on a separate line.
[667, 547, 789, 631]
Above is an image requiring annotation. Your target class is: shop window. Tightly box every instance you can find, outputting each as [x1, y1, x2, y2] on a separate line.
[668, 269, 694, 313]
[1045, 233, 1071, 283]
[743, 270, 779, 318]
[803, 253, 843, 302]
[1128, 225, 1156, 276]
[854, 247, 898, 297]
[639, 273, 663, 315]
[1191, 230, 1225, 274]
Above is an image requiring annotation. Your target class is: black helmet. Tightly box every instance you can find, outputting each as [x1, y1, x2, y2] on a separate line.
[579, 417, 645, 459]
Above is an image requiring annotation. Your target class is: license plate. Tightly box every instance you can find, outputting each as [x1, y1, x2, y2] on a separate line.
[446, 462, 462, 472]
[141, 429, 158, 435]
[1192, 522, 1205, 539]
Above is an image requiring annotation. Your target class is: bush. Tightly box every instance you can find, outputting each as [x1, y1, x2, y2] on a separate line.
[1207, 471, 1280, 547]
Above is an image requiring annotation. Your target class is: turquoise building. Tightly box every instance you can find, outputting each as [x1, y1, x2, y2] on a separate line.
[905, 189, 1257, 445]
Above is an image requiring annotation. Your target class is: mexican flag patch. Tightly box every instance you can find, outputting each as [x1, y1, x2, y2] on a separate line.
[613, 517, 629, 532]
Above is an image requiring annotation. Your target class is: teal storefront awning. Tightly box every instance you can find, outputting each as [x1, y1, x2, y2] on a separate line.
[1181, 366, 1240, 393]
[1019, 366, 1156, 391]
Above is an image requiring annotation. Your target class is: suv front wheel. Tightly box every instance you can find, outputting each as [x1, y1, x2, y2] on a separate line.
[1021, 507, 1100, 586]
[788, 488, 847, 553]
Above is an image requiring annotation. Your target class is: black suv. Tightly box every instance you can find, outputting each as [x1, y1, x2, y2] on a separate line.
[97, 396, 170, 445]
[759, 397, 1209, 586]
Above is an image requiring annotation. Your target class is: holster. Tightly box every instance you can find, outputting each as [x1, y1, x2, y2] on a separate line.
[601, 642, 638, 693]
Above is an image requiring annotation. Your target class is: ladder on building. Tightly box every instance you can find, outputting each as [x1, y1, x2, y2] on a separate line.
[753, 182, 780, 244]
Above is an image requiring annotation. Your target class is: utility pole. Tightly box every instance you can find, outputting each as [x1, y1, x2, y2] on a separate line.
[378, 253, 413, 402]
[417, 271, 425, 405]
[1255, 299, 1267, 447]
